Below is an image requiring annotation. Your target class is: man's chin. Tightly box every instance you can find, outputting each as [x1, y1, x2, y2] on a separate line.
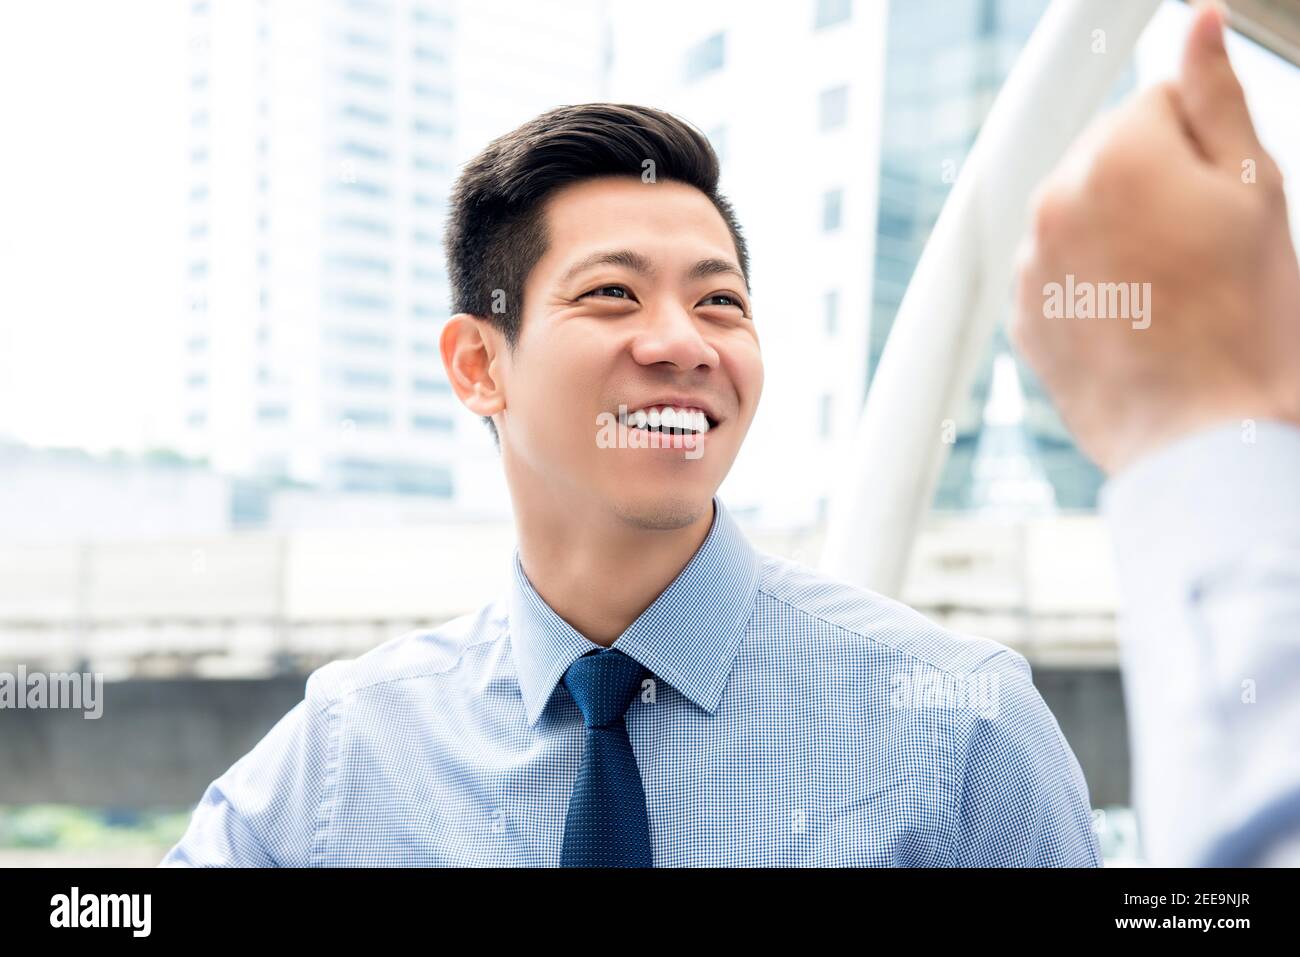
[608, 493, 712, 532]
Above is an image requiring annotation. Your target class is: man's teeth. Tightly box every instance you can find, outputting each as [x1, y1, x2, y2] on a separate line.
[622, 406, 710, 433]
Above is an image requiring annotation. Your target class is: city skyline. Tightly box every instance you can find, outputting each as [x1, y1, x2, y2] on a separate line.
[3, 0, 1298, 523]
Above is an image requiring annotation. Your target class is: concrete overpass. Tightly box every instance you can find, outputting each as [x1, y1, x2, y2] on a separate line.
[0, 514, 1131, 808]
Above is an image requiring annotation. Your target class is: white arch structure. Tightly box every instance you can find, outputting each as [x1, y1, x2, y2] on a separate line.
[822, 0, 1164, 596]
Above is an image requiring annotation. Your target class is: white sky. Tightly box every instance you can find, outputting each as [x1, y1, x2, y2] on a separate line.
[0, 1, 187, 452]
[1, 0, 1296, 454]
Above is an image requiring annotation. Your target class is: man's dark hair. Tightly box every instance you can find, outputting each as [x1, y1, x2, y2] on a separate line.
[442, 102, 750, 445]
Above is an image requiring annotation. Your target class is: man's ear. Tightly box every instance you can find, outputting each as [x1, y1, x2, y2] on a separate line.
[441, 313, 507, 418]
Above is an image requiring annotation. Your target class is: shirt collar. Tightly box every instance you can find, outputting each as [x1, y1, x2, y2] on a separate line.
[507, 495, 760, 728]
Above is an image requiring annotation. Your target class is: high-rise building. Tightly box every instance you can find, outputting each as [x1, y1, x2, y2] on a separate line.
[606, 0, 890, 526]
[181, 0, 612, 515]
[182, 0, 459, 498]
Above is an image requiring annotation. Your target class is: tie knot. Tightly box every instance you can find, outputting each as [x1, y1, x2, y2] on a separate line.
[562, 648, 649, 728]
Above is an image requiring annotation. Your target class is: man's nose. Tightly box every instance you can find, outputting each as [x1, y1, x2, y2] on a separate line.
[628, 301, 720, 371]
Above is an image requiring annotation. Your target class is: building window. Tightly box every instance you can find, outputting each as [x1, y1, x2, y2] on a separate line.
[330, 328, 391, 350]
[412, 81, 451, 101]
[684, 32, 724, 82]
[346, 0, 392, 15]
[342, 68, 389, 90]
[412, 45, 447, 64]
[411, 7, 453, 30]
[328, 253, 392, 275]
[412, 154, 448, 173]
[329, 289, 390, 312]
[343, 31, 389, 53]
[337, 408, 391, 429]
[411, 414, 452, 433]
[337, 367, 392, 390]
[824, 290, 839, 335]
[814, 0, 852, 30]
[819, 394, 833, 439]
[411, 117, 452, 138]
[257, 403, 289, 422]
[339, 140, 389, 161]
[341, 103, 389, 126]
[338, 178, 389, 198]
[335, 215, 391, 237]
[822, 188, 843, 231]
[328, 457, 453, 497]
[819, 85, 849, 130]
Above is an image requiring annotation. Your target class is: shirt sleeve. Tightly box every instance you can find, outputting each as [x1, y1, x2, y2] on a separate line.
[1099, 418, 1300, 866]
[159, 667, 342, 867]
[950, 650, 1103, 866]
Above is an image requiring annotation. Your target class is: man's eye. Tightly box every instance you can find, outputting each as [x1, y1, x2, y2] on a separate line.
[700, 293, 744, 309]
[579, 285, 633, 300]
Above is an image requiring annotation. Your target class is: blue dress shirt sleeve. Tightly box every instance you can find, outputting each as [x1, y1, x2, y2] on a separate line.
[160, 667, 342, 867]
[1099, 418, 1300, 866]
[950, 650, 1103, 866]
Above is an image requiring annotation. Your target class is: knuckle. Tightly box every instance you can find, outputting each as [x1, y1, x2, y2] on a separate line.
[1088, 136, 1144, 195]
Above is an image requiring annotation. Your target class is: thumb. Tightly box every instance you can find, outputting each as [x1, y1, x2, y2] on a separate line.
[1177, 1, 1260, 168]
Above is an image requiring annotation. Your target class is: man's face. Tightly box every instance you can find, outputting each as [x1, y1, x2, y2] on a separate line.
[495, 174, 762, 531]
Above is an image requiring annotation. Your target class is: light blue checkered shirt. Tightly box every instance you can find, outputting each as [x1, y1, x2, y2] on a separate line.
[163, 497, 1102, 867]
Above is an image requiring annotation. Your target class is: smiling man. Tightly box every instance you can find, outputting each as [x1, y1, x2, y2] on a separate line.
[163, 104, 1100, 867]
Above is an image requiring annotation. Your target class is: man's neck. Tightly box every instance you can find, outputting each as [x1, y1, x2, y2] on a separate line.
[513, 497, 716, 647]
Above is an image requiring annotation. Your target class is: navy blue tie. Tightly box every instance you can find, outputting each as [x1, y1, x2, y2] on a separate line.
[559, 647, 653, 867]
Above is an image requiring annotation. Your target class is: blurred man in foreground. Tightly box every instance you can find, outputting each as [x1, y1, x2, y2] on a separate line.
[1012, 2, 1300, 866]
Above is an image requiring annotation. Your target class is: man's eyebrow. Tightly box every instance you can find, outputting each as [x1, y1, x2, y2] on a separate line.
[560, 249, 656, 285]
[687, 257, 747, 287]
[559, 249, 747, 289]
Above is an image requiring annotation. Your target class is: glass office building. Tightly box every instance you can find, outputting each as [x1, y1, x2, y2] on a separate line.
[870, 0, 1125, 510]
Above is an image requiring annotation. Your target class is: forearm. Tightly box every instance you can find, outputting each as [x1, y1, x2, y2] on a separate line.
[1100, 419, 1300, 865]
